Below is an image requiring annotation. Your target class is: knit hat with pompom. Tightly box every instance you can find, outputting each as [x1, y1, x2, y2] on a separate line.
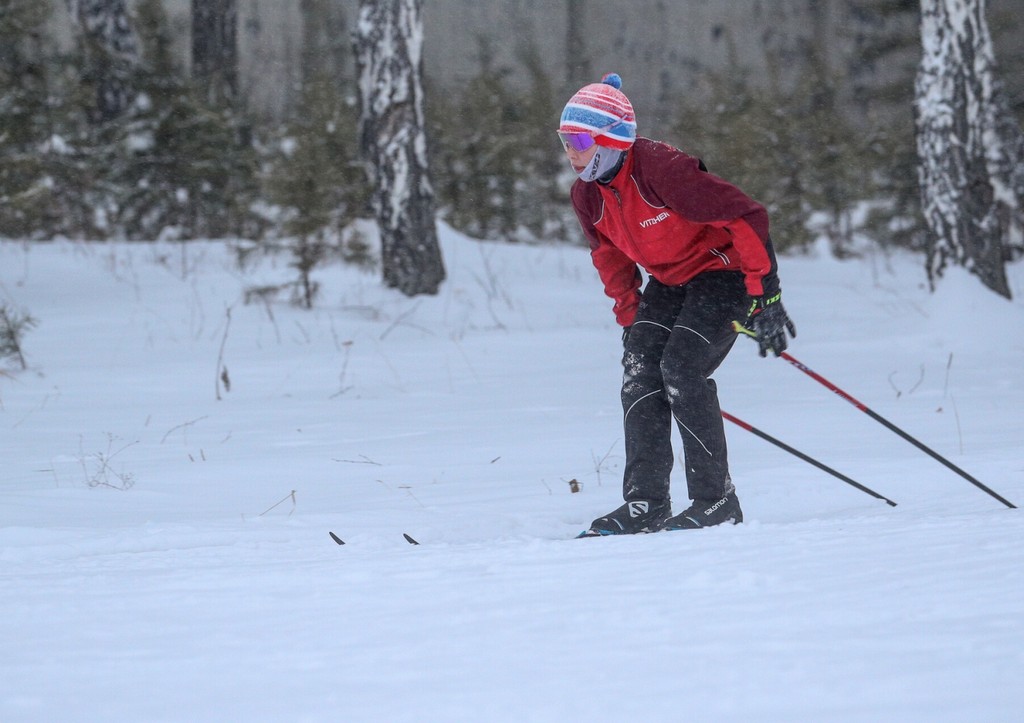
[559, 73, 637, 150]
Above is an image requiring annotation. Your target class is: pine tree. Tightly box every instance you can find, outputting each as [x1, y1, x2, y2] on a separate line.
[565, 0, 591, 95]
[427, 41, 572, 243]
[514, 47, 575, 242]
[428, 41, 520, 241]
[0, 304, 37, 371]
[0, 0, 55, 237]
[65, 0, 138, 124]
[355, 0, 445, 296]
[844, 0, 927, 251]
[672, 57, 816, 253]
[673, 23, 889, 256]
[915, 0, 1024, 298]
[789, 8, 871, 257]
[100, 0, 260, 240]
[261, 0, 370, 308]
[0, 0, 100, 239]
[191, 0, 238, 108]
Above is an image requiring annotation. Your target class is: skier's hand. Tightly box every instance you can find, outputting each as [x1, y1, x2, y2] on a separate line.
[735, 293, 796, 357]
[622, 325, 632, 346]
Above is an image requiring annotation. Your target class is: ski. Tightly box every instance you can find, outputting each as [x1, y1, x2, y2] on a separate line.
[328, 531, 420, 546]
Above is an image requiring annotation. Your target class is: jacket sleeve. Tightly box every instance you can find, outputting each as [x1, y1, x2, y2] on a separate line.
[571, 182, 642, 326]
[717, 218, 780, 297]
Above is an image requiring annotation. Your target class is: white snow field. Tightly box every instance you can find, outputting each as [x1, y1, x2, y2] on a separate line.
[2, 227, 1022, 722]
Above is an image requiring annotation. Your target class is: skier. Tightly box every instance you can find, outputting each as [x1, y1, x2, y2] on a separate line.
[561, 73, 796, 535]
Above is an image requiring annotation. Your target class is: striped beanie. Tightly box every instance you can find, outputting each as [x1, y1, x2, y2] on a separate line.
[559, 73, 637, 150]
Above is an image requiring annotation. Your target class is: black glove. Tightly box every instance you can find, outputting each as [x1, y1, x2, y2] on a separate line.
[738, 293, 796, 357]
[621, 325, 632, 346]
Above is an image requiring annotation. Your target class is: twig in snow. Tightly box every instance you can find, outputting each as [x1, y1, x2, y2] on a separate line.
[215, 305, 233, 401]
[380, 302, 431, 340]
[79, 434, 137, 490]
[259, 490, 297, 517]
[334, 454, 382, 466]
[591, 441, 617, 487]
[909, 364, 925, 395]
[888, 365, 924, 398]
[329, 341, 355, 398]
[938, 353, 964, 453]
[161, 415, 209, 444]
[398, 485, 425, 507]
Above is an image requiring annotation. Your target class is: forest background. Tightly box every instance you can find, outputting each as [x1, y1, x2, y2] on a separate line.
[2, 0, 1023, 286]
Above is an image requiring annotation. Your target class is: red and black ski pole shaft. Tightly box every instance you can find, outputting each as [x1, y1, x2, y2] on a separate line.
[722, 410, 897, 507]
[778, 351, 1016, 509]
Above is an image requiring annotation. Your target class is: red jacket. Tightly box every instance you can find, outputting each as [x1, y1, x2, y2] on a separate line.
[571, 138, 780, 326]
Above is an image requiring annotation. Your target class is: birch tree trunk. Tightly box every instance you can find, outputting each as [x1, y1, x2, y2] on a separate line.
[355, 0, 445, 297]
[66, 0, 138, 123]
[191, 0, 238, 107]
[915, 0, 1024, 298]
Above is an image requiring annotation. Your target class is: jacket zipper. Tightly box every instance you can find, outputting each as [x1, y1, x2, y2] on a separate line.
[609, 184, 654, 270]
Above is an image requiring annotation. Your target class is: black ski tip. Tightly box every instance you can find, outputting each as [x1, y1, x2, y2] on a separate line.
[403, 533, 420, 545]
[329, 531, 345, 545]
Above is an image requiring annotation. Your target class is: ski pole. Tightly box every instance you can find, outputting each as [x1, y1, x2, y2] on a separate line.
[778, 351, 1016, 509]
[722, 410, 897, 507]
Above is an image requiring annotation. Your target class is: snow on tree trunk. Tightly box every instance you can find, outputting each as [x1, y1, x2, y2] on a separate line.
[191, 0, 238, 107]
[915, 0, 1024, 299]
[355, 0, 445, 297]
[66, 0, 138, 123]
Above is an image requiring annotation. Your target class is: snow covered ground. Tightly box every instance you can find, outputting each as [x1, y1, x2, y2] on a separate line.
[2, 227, 1022, 721]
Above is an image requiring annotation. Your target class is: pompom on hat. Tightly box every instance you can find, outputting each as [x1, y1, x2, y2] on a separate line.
[559, 73, 637, 150]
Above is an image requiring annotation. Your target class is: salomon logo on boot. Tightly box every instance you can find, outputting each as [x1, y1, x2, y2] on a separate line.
[663, 492, 743, 531]
[629, 501, 650, 518]
[704, 497, 728, 515]
[577, 499, 671, 537]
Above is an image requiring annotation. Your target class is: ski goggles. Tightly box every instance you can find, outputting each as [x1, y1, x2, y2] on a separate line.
[557, 130, 598, 153]
[557, 120, 622, 152]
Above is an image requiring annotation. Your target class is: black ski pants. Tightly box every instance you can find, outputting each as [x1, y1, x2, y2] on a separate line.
[620, 271, 748, 503]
